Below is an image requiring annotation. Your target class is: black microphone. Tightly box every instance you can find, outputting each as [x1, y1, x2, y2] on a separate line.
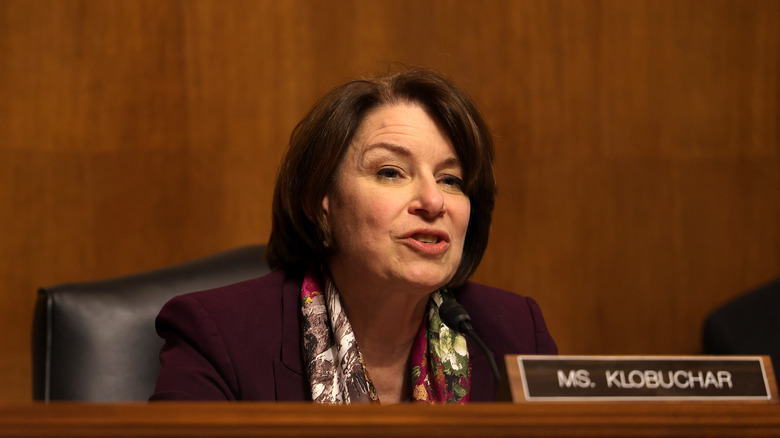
[439, 299, 501, 382]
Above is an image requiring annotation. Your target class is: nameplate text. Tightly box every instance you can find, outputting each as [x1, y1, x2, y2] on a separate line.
[506, 355, 777, 402]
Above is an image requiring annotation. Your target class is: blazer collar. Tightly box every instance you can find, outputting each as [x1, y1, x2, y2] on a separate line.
[279, 272, 304, 375]
[466, 336, 497, 401]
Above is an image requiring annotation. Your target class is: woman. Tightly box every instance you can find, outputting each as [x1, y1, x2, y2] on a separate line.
[151, 69, 557, 403]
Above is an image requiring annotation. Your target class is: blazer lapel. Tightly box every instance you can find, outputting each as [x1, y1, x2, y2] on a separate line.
[272, 273, 308, 401]
[467, 336, 497, 401]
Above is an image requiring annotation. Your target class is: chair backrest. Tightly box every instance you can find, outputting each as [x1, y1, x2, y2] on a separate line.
[32, 244, 270, 401]
[703, 277, 780, 380]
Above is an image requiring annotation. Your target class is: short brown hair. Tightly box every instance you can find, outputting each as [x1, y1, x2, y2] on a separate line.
[266, 69, 495, 287]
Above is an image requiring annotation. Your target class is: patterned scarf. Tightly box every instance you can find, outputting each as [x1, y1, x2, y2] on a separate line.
[300, 265, 471, 404]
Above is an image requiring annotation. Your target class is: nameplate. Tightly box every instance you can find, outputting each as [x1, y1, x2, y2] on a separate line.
[505, 355, 778, 402]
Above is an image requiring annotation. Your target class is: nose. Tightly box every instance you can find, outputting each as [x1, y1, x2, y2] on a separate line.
[410, 176, 445, 218]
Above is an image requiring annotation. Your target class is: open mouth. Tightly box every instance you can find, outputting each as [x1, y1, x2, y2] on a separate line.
[402, 230, 450, 255]
[412, 233, 441, 244]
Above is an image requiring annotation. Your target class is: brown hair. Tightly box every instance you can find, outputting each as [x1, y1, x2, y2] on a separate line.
[266, 69, 496, 287]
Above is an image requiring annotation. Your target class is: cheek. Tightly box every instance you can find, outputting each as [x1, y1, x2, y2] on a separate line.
[452, 198, 471, 239]
[332, 189, 394, 237]
[359, 195, 399, 232]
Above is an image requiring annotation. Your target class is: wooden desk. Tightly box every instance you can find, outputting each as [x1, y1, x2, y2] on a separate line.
[2, 402, 779, 437]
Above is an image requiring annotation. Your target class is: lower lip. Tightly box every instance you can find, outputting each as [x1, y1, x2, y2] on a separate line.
[401, 238, 449, 255]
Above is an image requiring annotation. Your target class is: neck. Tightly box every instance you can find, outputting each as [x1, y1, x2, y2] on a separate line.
[338, 282, 429, 363]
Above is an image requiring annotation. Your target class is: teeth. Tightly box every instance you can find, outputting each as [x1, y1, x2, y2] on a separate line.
[413, 234, 439, 244]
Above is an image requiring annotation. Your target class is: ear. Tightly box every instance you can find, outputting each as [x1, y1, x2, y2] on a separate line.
[302, 194, 328, 223]
[319, 195, 333, 250]
[321, 194, 330, 218]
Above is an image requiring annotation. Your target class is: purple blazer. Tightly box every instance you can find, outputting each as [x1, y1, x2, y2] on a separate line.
[150, 269, 557, 401]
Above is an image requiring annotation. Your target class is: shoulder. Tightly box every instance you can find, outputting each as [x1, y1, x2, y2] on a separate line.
[170, 269, 289, 312]
[451, 281, 557, 355]
[152, 269, 305, 401]
[452, 281, 541, 323]
[156, 269, 301, 345]
[453, 281, 529, 307]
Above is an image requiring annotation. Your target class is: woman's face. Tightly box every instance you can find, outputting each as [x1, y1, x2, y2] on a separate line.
[323, 102, 471, 294]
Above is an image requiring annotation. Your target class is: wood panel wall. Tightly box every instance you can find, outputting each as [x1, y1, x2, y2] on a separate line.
[1, 0, 778, 401]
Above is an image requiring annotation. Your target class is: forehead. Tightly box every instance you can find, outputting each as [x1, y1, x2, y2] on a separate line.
[350, 103, 455, 156]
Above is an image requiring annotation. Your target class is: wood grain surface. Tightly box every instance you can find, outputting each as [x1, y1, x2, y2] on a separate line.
[2, 402, 780, 437]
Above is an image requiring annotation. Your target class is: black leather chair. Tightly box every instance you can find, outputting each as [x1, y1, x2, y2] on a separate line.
[703, 277, 780, 379]
[32, 244, 270, 401]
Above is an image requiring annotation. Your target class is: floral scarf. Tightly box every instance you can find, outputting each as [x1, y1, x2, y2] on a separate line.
[300, 265, 471, 404]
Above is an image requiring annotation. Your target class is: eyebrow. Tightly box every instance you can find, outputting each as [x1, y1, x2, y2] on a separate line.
[364, 142, 461, 167]
[364, 142, 412, 157]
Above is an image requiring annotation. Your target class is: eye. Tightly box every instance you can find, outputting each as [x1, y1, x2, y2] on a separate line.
[439, 175, 464, 190]
[377, 167, 402, 180]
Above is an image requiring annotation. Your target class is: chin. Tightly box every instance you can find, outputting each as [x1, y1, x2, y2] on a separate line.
[399, 268, 454, 292]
